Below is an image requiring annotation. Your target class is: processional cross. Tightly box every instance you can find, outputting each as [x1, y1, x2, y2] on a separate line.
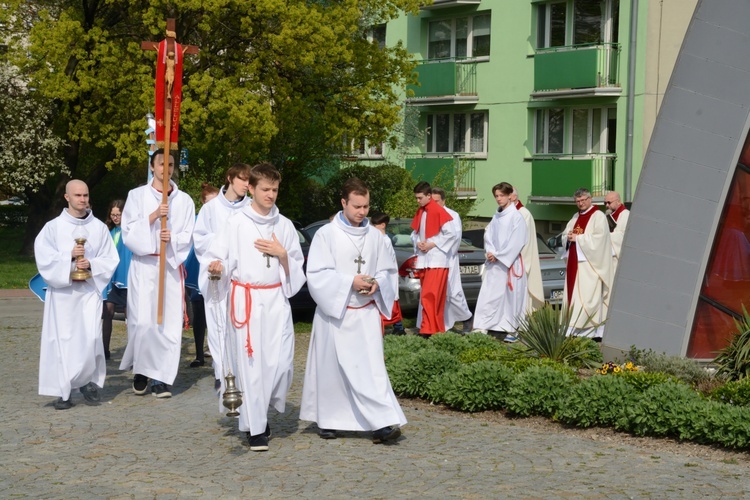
[354, 255, 366, 274]
[141, 18, 199, 324]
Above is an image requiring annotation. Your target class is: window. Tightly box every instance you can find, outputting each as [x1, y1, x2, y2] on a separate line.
[535, 107, 615, 155]
[370, 24, 386, 49]
[428, 13, 492, 60]
[342, 137, 383, 158]
[537, 0, 619, 49]
[426, 111, 488, 154]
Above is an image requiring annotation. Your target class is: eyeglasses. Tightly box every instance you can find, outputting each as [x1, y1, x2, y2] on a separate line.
[604, 201, 612, 205]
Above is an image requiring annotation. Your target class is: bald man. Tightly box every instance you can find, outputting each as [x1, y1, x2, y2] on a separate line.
[34, 180, 119, 409]
[604, 191, 630, 274]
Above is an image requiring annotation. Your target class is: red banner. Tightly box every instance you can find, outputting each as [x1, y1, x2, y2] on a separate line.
[154, 39, 183, 151]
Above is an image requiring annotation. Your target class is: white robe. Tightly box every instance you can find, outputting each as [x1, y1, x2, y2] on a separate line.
[205, 203, 305, 434]
[442, 207, 472, 330]
[300, 213, 406, 432]
[35, 209, 119, 399]
[193, 188, 251, 385]
[563, 208, 613, 336]
[609, 208, 630, 275]
[473, 205, 528, 332]
[518, 206, 545, 314]
[119, 181, 195, 385]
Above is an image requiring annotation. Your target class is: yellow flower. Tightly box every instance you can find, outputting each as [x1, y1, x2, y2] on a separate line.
[613, 366, 621, 373]
[625, 362, 634, 370]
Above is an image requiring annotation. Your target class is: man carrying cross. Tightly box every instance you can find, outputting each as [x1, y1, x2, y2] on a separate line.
[300, 177, 406, 444]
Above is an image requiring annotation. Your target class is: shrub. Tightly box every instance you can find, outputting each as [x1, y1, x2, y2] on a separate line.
[428, 361, 515, 412]
[616, 381, 707, 441]
[386, 349, 459, 398]
[503, 357, 577, 378]
[428, 331, 471, 356]
[458, 346, 507, 364]
[618, 370, 680, 392]
[626, 346, 711, 386]
[383, 334, 428, 361]
[515, 305, 602, 368]
[505, 365, 577, 418]
[709, 377, 750, 407]
[557, 375, 639, 428]
[714, 306, 750, 381]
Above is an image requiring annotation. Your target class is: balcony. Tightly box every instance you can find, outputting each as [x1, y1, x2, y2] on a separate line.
[529, 154, 616, 203]
[421, 0, 482, 10]
[532, 43, 621, 99]
[405, 155, 477, 198]
[406, 59, 478, 106]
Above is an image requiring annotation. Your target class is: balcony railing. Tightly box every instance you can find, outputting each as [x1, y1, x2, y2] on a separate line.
[405, 155, 477, 197]
[422, 0, 482, 9]
[530, 154, 616, 199]
[406, 59, 478, 105]
[533, 43, 621, 96]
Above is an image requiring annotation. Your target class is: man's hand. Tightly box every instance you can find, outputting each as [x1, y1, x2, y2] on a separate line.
[71, 243, 85, 259]
[417, 241, 436, 253]
[567, 231, 577, 242]
[149, 203, 170, 225]
[486, 252, 497, 263]
[254, 234, 287, 259]
[208, 260, 223, 275]
[160, 228, 171, 242]
[76, 257, 91, 270]
[353, 274, 374, 293]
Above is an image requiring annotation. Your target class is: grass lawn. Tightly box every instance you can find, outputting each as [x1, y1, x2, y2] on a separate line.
[0, 226, 37, 289]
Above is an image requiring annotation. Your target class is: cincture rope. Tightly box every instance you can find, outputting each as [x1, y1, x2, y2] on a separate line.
[230, 280, 282, 357]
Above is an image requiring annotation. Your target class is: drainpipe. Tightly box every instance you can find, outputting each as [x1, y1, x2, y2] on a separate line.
[624, 0, 639, 203]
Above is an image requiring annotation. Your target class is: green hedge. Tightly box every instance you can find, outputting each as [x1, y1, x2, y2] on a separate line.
[0, 205, 28, 226]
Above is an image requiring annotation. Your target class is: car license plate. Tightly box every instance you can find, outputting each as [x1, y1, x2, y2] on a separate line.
[460, 265, 480, 275]
[550, 290, 563, 300]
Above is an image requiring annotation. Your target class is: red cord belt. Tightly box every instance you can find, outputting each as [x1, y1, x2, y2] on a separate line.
[230, 280, 282, 357]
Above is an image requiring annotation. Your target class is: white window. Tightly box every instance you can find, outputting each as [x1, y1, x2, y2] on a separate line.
[535, 107, 615, 155]
[536, 0, 619, 49]
[426, 111, 488, 154]
[428, 13, 491, 60]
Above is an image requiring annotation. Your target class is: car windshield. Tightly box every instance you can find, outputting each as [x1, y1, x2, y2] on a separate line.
[536, 234, 556, 255]
[387, 221, 414, 248]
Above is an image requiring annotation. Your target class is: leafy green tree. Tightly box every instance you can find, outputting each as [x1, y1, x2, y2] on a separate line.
[2, 0, 424, 254]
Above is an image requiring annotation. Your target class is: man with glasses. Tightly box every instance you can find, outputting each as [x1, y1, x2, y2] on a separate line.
[604, 191, 630, 274]
[562, 188, 613, 340]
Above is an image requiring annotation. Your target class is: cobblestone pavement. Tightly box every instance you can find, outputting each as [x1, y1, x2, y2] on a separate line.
[1, 295, 749, 498]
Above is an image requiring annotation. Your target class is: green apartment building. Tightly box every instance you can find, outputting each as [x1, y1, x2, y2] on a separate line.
[375, 0, 698, 233]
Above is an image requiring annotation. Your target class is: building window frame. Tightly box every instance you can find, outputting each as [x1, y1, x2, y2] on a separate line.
[534, 106, 615, 156]
[428, 12, 492, 61]
[426, 111, 488, 156]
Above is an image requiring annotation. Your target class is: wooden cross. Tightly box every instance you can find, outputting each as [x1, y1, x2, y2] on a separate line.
[141, 18, 199, 325]
[354, 255, 366, 273]
[263, 253, 272, 268]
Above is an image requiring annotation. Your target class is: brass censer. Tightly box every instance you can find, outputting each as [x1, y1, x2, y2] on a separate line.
[222, 372, 243, 417]
[70, 236, 92, 281]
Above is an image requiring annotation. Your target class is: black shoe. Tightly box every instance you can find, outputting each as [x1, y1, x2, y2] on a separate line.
[318, 428, 337, 440]
[133, 374, 149, 395]
[265, 424, 271, 439]
[79, 382, 101, 404]
[392, 326, 407, 336]
[214, 379, 222, 391]
[372, 426, 401, 444]
[247, 433, 269, 452]
[189, 359, 205, 368]
[151, 383, 172, 399]
[54, 397, 73, 410]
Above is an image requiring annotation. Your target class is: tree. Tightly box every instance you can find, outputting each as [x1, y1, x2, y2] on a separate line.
[2, 0, 425, 254]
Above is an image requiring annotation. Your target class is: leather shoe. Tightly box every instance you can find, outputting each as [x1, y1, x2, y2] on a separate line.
[79, 382, 101, 404]
[54, 397, 72, 410]
[372, 426, 401, 443]
[318, 428, 337, 440]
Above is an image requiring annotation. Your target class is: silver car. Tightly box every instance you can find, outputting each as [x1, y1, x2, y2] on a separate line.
[304, 218, 487, 313]
[462, 229, 566, 305]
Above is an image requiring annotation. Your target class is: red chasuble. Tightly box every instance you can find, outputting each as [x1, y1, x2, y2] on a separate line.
[566, 207, 598, 304]
[410, 199, 453, 239]
[610, 204, 626, 222]
[515, 200, 524, 209]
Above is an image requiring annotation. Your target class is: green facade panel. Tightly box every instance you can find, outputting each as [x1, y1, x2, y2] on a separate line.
[534, 46, 614, 91]
[531, 159, 595, 197]
[405, 157, 455, 185]
[407, 62, 457, 97]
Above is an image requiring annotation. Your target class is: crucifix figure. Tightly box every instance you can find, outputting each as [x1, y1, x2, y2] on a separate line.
[263, 252, 272, 268]
[354, 255, 366, 274]
[141, 18, 199, 324]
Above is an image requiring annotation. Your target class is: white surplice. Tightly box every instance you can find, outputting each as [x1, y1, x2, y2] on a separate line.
[193, 188, 251, 386]
[473, 204, 528, 332]
[205, 203, 305, 435]
[300, 213, 406, 432]
[442, 206, 472, 330]
[413, 209, 456, 329]
[609, 208, 630, 275]
[518, 206, 545, 314]
[35, 209, 119, 399]
[119, 181, 195, 385]
[563, 208, 613, 337]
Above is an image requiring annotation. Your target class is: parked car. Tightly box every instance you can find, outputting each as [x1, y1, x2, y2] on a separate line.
[462, 229, 566, 305]
[304, 218, 487, 312]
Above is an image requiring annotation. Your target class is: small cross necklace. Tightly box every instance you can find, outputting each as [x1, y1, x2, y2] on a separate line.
[249, 217, 276, 268]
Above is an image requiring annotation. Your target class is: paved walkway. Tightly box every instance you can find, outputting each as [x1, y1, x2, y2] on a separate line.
[1, 295, 749, 498]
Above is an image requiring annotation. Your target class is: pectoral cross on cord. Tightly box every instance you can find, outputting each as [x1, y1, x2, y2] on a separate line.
[354, 255, 365, 273]
[263, 253, 272, 268]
